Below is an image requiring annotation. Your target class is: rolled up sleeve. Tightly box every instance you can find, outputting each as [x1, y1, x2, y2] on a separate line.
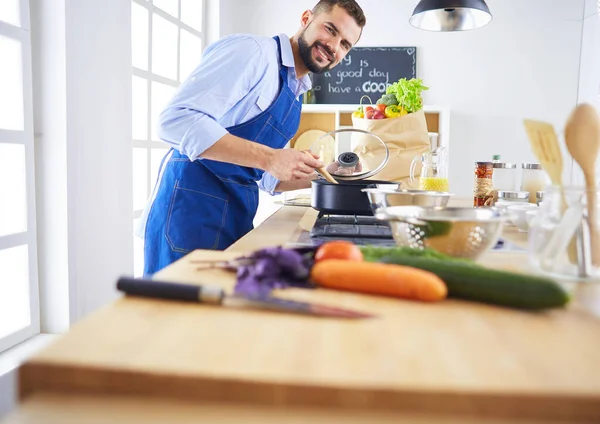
[157, 36, 267, 160]
[258, 172, 281, 195]
[159, 111, 228, 161]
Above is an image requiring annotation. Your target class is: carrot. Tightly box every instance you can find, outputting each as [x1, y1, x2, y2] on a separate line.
[310, 259, 447, 302]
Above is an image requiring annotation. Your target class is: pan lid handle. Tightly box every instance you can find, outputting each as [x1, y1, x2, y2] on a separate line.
[338, 152, 359, 167]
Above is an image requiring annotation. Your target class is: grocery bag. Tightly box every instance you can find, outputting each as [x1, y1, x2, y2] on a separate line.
[351, 109, 431, 186]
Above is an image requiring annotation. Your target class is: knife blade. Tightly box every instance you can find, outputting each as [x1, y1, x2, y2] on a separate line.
[116, 276, 374, 319]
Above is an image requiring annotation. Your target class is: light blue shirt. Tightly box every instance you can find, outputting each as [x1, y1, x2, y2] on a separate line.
[157, 33, 312, 194]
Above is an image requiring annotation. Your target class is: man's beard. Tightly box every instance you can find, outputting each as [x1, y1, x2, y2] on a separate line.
[298, 30, 335, 74]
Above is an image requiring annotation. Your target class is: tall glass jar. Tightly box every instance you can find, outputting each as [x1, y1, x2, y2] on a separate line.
[492, 162, 517, 191]
[528, 185, 600, 280]
[473, 162, 494, 207]
[520, 163, 550, 204]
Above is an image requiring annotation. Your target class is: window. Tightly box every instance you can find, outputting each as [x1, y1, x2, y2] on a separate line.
[0, 0, 40, 353]
[131, 0, 205, 276]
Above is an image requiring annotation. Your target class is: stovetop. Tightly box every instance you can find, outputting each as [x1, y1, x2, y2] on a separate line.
[310, 214, 393, 239]
[296, 213, 397, 247]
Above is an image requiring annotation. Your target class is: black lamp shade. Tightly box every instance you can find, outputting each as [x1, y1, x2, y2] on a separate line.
[409, 0, 492, 31]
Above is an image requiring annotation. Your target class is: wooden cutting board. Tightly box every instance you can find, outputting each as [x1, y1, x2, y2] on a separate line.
[18, 247, 600, 422]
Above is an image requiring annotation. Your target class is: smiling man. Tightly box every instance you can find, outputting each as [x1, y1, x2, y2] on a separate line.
[140, 0, 366, 275]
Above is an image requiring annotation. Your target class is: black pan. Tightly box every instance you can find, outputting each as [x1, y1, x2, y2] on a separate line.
[311, 179, 398, 216]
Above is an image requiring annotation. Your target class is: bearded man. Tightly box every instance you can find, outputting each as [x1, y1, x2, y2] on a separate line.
[139, 0, 367, 274]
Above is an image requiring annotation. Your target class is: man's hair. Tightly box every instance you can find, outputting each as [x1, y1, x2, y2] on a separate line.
[312, 0, 366, 29]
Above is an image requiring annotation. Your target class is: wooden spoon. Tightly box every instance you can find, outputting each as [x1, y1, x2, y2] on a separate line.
[565, 103, 600, 266]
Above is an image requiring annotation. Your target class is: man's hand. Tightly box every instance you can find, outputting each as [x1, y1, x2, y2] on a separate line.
[266, 149, 323, 182]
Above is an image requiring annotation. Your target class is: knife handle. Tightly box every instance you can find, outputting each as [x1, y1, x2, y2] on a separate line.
[116, 276, 225, 304]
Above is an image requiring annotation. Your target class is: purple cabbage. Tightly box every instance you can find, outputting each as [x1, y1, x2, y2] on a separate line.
[233, 246, 317, 296]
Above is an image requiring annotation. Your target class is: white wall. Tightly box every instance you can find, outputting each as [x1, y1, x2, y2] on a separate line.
[32, 0, 134, 325]
[64, 0, 134, 318]
[576, 0, 600, 184]
[63, 0, 133, 318]
[220, 0, 586, 196]
[579, 0, 600, 111]
[31, 0, 71, 334]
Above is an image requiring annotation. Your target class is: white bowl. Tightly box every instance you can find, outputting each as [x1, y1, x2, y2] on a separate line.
[494, 201, 530, 225]
[507, 204, 538, 232]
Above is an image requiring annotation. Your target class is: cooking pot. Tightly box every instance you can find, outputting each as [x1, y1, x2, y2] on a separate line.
[311, 179, 399, 215]
[308, 128, 395, 215]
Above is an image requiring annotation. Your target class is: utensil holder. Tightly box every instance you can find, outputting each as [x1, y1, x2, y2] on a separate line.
[528, 185, 599, 281]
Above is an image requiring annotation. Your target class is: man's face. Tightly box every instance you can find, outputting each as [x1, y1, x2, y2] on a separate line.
[298, 5, 362, 74]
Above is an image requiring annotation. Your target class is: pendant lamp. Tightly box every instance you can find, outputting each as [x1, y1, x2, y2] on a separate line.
[409, 0, 492, 32]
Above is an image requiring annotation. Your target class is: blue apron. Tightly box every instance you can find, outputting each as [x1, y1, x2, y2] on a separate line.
[144, 37, 302, 275]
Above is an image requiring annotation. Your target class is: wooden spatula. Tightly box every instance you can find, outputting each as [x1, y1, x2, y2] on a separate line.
[523, 119, 576, 263]
[305, 150, 338, 184]
[523, 120, 564, 187]
[316, 166, 338, 184]
[564, 103, 600, 266]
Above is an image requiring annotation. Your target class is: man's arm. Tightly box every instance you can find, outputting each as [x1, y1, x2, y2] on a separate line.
[258, 167, 316, 194]
[274, 180, 313, 192]
[157, 35, 267, 161]
[202, 134, 322, 182]
[157, 35, 322, 182]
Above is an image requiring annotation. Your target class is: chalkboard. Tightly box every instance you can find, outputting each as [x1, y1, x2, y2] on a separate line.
[310, 47, 417, 104]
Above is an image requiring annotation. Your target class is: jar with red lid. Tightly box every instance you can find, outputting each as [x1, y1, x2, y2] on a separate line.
[473, 162, 494, 207]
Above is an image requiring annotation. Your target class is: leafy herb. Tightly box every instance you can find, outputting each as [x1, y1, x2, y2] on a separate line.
[385, 78, 429, 114]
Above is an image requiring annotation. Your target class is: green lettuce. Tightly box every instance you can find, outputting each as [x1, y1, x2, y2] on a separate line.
[386, 78, 429, 114]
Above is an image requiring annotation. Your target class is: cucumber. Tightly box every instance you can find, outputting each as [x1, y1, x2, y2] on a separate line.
[380, 255, 570, 310]
[419, 221, 453, 238]
[360, 246, 475, 264]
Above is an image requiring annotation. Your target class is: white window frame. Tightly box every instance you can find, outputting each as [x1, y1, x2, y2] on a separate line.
[0, 0, 40, 353]
[132, 0, 206, 220]
[131, 0, 206, 275]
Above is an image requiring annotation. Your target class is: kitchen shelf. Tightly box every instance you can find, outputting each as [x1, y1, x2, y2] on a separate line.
[293, 104, 451, 151]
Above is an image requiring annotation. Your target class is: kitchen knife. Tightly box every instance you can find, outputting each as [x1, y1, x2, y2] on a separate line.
[116, 276, 374, 319]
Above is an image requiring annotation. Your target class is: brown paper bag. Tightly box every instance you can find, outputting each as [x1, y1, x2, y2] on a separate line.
[351, 109, 430, 186]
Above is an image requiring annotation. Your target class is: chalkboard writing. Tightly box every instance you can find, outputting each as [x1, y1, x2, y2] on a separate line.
[310, 47, 417, 104]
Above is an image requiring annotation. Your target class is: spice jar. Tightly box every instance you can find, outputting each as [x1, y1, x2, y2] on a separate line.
[474, 162, 494, 207]
[520, 163, 550, 203]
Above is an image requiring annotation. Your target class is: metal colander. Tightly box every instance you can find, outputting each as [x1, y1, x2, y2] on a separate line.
[375, 206, 506, 259]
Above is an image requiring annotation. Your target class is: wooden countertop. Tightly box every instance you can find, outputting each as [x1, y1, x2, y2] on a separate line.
[8, 393, 596, 424]
[10, 205, 600, 423]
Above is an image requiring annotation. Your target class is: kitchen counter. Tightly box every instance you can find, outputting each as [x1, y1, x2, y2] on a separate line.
[5, 205, 600, 423]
